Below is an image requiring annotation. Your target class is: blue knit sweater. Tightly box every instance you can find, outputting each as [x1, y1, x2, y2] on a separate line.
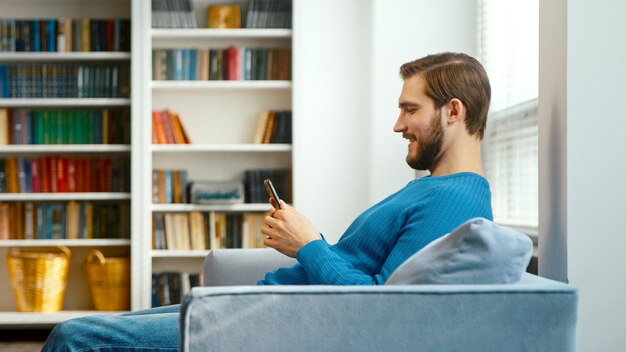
[259, 172, 493, 285]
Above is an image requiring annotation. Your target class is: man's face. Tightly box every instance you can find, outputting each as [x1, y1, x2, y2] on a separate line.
[394, 74, 445, 171]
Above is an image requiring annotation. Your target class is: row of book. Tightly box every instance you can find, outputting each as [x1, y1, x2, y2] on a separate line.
[0, 63, 129, 98]
[0, 157, 130, 193]
[245, 0, 292, 28]
[152, 109, 191, 144]
[244, 169, 291, 204]
[0, 18, 131, 52]
[152, 169, 189, 204]
[151, 0, 198, 29]
[152, 271, 202, 307]
[215, 212, 267, 249]
[252, 110, 292, 144]
[0, 108, 130, 145]
[152, 47, 291, 81]
[0, 201, 130, 240]
[152, 211, 267, 250]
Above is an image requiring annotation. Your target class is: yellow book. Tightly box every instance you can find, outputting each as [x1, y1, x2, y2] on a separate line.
[66, 201, 79, 239]
[81, 18, 91, 52]
[253, 110, 270, 144]
[85, 202, 94, 239]
[189, 211, 206, 250]
[207, 5, 241, 28]
[0, 109, 9, 145]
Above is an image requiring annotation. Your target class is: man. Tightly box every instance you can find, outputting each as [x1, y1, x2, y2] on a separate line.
[257, 52, 492, 285]
[43, 52, 493, 351]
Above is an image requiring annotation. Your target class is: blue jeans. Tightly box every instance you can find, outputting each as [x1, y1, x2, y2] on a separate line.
[42, 304, 180, 352]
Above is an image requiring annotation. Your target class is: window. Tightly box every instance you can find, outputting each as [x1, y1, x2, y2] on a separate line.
[478, 0, 539, 230]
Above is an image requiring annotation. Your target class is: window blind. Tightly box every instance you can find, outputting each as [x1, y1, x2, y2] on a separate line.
[478, 0, 539, 229]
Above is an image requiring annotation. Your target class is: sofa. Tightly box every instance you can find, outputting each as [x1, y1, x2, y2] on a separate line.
[180, 219, 578, 352]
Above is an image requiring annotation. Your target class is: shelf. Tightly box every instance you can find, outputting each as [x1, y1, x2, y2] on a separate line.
[151, 250, 209, 258]
[0, 98, 131, 108]
[150, 80, 291, 90]
[0, 311, 130, 327]
[151, 28, 292, 40]
[0, 239, 131, 247]
[0, 193, 131, 201]
[151, 144, 291, 153]
[0, 145, 131, 155]
[0, 52, 131, 61]
[152, 203, 271, 212]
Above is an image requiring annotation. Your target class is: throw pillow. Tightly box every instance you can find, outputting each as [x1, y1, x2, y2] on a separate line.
[385, 217, 533, 285]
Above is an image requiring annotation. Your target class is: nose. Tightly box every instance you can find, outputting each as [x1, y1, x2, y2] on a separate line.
[393, 114, 405, 133]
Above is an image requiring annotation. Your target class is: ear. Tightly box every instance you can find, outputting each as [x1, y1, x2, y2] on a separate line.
[446, 98, 466, 125]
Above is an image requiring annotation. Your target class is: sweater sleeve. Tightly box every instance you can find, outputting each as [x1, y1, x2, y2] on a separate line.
[296, 239, 385, 285]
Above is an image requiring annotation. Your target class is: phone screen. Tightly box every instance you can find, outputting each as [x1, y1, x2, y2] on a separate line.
[263, 179, 281, 209]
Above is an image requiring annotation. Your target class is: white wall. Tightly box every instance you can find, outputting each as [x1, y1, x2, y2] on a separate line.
[293, 0, 478, 243]
[540, 0, 626, 350]
[292, 0, 373, 243]
[369, 0, 478, 204]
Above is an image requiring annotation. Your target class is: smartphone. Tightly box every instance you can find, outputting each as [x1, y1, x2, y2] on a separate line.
[263, 178, 282, 209]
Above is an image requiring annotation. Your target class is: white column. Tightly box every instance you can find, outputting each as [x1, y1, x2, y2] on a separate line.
[539, 0, 626, 349]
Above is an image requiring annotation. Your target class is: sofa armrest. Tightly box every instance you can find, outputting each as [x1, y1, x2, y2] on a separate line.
[203, 248, 297, 286]
[181, 281, 577, 352]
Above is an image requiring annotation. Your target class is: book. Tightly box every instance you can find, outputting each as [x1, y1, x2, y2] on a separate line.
[207, 5, 241, 28]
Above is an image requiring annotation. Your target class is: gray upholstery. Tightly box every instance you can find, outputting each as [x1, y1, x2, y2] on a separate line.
[182, 248, 578, 352]
[203, 248, 296, 286]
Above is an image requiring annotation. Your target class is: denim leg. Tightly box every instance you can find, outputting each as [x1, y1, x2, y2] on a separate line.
[42, 306, 180, 352]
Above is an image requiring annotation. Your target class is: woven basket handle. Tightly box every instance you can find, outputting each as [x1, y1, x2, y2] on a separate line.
[86, 249, 106, 264]
[57, 246, 71, 257]
[8, 246, 70, 256]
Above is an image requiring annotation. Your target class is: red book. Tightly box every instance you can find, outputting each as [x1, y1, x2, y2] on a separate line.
[160, 110, 176, 144]
[67, 158, 77, 192]
[30, 159, 40, 193]
[56, 157, 66, 193]
[227, 46, 240, 80]
[76, 158, 84, 192]
[100, 158, 111, 192]
[49, 157, 58, 193]
[90, 159, 99, 192]
[41, 158, 50, 193]
[82, 158, 91, 192]
[105, 20, 115, 52]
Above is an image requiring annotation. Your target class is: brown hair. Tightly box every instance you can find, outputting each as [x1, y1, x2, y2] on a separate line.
[400, 52, 491, 140]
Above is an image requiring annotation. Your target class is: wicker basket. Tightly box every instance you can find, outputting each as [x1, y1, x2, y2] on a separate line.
[85, 250, 130, 311]
[6, 246, 71, 312]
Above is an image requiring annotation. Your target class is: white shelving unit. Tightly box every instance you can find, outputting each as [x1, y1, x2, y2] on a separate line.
[0, 145, 132, 154]
[151, 143, 291, 153]
[0, 193, 131, 201]
[0, 98, 131, 107]
[142, 0, 293, 309]
[0, 52, 132, 61]
[0, 239, 131, 247]
[0, 0, 299, 325]
[0, 0, 135, 326]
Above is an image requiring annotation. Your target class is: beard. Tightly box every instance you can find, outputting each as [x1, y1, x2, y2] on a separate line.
[406, 111, 444, 171]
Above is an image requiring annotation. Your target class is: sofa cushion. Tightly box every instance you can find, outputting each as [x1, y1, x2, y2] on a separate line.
[386, 217, 533, 285]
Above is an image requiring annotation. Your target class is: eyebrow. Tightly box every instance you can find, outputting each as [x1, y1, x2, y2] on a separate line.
[398, 102, 419, 109]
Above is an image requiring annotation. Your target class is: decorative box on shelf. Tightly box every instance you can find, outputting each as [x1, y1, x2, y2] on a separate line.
[189, 181, 244, 204]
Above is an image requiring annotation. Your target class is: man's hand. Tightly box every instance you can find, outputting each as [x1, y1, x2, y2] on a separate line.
[261, 199, 321, 258]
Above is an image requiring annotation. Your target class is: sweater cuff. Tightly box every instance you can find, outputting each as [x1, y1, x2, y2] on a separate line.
[296, 239, 330, 265]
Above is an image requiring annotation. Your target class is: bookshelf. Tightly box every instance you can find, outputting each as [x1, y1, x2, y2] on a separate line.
[0, 0, 296, 322]
[143, 0, 293, 308]
[0, 0, 136, 325]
